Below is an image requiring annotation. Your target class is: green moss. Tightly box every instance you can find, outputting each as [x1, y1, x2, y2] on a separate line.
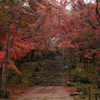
[5, 62, 40, 90]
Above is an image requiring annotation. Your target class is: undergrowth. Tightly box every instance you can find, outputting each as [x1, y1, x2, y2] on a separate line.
[0, 62, 41, 99]
[71, 58, 100, 100]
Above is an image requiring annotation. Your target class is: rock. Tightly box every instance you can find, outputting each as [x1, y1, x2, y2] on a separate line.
[67, 81, 70, 86]
[65, 65, 69, 68]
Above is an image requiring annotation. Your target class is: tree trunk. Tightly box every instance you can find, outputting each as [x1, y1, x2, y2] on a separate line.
[17, 61, 22, 83]
[1, 32, 9, 97]
[79, 56, 82, 62]
[28, 51, 31, 61]
[83, 58, 86, 68]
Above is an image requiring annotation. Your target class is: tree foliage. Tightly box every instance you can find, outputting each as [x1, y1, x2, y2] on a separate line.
[0, 0, 100, 97]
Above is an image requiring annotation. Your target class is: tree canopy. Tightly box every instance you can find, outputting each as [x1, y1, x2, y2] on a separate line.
[0, 0, 100, 96]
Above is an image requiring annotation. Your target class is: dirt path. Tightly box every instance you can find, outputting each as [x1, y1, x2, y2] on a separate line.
[14, 86, 75, 100]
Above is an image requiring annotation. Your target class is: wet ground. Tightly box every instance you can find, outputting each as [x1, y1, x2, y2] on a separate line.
[14, 86, 76, 100]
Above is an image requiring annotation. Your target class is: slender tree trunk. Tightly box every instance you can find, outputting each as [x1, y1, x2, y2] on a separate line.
[17, 61, 22, 83]
[79, 56, 82, 62]
[28, 51, 31, 61]
[1, 32, 9, 97]
[83, 58, 86, 68]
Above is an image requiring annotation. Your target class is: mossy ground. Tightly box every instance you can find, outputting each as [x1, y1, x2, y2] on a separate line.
[0, 62, 42, 99]
[0, 59, 100, 99]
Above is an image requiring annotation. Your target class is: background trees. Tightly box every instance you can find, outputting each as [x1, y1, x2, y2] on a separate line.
[0, 0, 100, 97]
[0, 0, 63, 96]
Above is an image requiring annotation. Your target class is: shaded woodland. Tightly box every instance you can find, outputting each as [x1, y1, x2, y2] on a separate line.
[0, 0, 100, 99]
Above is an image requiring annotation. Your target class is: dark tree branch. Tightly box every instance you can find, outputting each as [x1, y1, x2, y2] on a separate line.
[57, 17, 67, 34]
[86, 15, 98, 29]
[95, 13, 100, 25]
[95, 0, 100, 20]
[71, 4, 79, 12]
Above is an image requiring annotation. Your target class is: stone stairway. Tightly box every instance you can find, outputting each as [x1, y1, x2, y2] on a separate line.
[39, 54, 68, 86]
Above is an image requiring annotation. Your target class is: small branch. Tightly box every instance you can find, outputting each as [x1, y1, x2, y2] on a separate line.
[71, 4, 79, 12]
[86, 15, 98, 29]
[95, 0, 100, 20]
[95, 13, 100, 25]
[57, 17, 67, 34]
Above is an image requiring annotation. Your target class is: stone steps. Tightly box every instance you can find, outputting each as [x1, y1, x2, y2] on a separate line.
[41, 68, 67, 72]
[31, 54, 68, 86]
[43, 64, 66, 67]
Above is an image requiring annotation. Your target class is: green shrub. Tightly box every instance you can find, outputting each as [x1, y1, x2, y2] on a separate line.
[83, 76, 90, 83]
[82, 88, 88, 96]
[73, 74, 79, 82]
[35, 65, 40, 71]
[79, 76, 90, 83]
[75, 83, 82, 92]
[78, 76, 83, 82]
[71, 63, 76, 69]
[75, 83, 88, 95]
[73, 74, 90, 83]
[70, 93, 74, 96]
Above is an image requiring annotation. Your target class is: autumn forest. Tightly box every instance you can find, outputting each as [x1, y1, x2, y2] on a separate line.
[0, 0, 100, 99]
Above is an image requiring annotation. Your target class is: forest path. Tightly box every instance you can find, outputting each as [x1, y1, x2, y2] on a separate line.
[14, 86, 76, 100]
[13, 53, 78, 100]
